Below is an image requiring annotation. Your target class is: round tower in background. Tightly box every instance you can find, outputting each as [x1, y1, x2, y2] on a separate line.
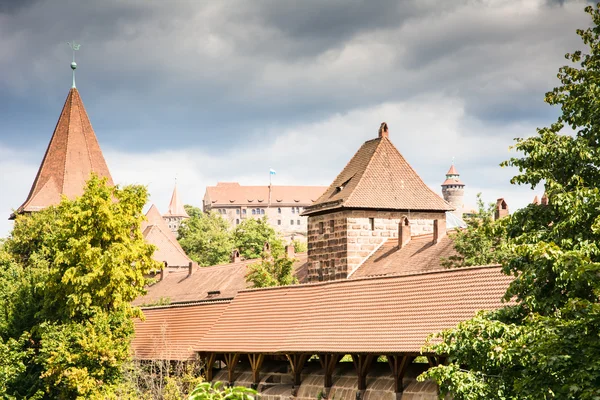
[441, 164, 465, 218]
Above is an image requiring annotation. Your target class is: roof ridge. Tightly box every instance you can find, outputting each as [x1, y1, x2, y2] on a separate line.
[77, 89, 95, 179]
[60, 89, 74, 194]
[238, 264, 504, 294]
[344, 137, 384, 207]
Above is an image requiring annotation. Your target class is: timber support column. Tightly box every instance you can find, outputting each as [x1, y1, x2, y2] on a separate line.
[223, 353, 240, 386]
[248, 354, 265, 389]
[319, 354, 340, 398]
[287, 354, 308, 395]
[204, 353, 217, 382]
[352, 354, 374, 398]
[388, 355, 412, 398]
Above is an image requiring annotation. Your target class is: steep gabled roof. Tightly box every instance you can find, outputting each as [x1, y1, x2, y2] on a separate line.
[143, 204, 192, 267]
[165, 183, 189, 218]
[12, 88, 113, 218]
[303, 134, 452, 215]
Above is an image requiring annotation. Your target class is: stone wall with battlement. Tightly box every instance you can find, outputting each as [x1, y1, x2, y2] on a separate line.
[307, 209, 446, 282]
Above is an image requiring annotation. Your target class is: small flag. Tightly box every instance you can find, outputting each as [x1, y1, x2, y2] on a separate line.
[270, 168, 276, 175]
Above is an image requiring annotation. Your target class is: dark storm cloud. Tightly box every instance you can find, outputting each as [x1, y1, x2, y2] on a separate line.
[0, 0, 593, 153]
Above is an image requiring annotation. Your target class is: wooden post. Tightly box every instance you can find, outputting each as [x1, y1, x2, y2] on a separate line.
[427, 356, 439, 368]
[387, 355, 412, 394]
[223, 353, 240, 385]
[204, 353, 217, 382]
[248, 354, 265, 388]
[319, 354, 340, 392]
[351, 354, 374, 392]
[287, 354, 308, 388]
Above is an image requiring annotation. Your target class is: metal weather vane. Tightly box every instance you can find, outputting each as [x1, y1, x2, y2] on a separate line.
[67, 41, 81, 88]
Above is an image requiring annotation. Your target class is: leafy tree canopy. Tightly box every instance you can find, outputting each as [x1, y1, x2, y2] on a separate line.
[246, 253, 299, 288]
[233, 217, 284, 260]
[0, 175, 160, 398]
[420, 5, 600, 399]
[443, 194, 510, 268]
[178, 206, 234, 266]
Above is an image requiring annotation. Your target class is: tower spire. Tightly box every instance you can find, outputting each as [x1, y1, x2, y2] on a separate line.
[68, 41, 81, 88]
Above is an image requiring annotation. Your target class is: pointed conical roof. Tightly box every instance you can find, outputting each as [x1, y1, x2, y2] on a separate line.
[165, 183, 189, 218]
[142, 204, 192, 267]
[12, 88, 113, 218]
[303, 129, 452, 215]
[441, 163, 465, 186]
[446, 164, 458, 175]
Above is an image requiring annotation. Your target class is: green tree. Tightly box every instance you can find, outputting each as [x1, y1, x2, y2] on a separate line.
[233, 217, 284, 260]
[178, 206, 234, 266]
[188, 381, 256, 400]
[442, 194, 509, 268]
[1, 175, 160, 398]
[246, 253, 299, 288]
[420, 5, 600, 399]
[292, 239, 308, 254]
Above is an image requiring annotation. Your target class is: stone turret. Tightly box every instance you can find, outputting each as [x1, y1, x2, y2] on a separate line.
[441, 164, 465, 218]
[163, 182, 190, 237]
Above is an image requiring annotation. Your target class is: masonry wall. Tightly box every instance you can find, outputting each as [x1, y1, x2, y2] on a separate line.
[307, 209, 446, 282]
[442, 186, 463, 218]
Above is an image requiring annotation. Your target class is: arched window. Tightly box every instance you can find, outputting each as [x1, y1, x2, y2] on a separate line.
[261, 209, 265, 215]
[278, 208, 282, 214]
[252, 209, 256, 215]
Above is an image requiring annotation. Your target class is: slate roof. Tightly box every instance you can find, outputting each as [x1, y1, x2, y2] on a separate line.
[132, 301, 229, 361]
[205, 183, 327, 207]
[133, 253, 309, 305]
[303, 135, 452, 215]
[12, 88, 113, 218]
[165, 183, 189, 218]
[195, 266, 512, 354]
[143, 204, 192, 267]
[350, 234, 457, 279]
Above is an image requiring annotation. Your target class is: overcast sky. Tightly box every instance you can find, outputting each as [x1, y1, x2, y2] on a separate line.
[0, 0, 592, 237]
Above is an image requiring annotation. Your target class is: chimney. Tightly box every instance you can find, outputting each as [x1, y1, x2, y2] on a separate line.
[433, 219, 446, 245]
[285, 244, 295, 258]
[187, 261, 194, 276]
[541, 193, 549, 206]
[378, 122, 389, 139]
[231, 249, 241, 263]
[398, 217, 411, 249]
[495, 198, 509, 220]
[160, 261, 167, 281]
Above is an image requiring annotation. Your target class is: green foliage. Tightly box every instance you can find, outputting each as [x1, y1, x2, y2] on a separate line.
[0, 175, 160, 399]
[292, 239, 307, 254]
[188, 381, 257, 400]
[178, 206, 234, 266]
[443, 194, 510, 268]
[233, 217, 284, 260]
[245, 251, 299, 288]
[420, 5, 600, 398]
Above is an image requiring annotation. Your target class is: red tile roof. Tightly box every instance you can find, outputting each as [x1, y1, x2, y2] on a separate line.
[196, 266, 512, 354]
[350, 234, 457, 278]
[165, 183, 189, 218]
[143, 204, 192, 267]
[13, 88, 113, 217]
[446, 164, 458, 175]
[303, 135, 452, 215]
[205, 183, 327, 207]
[132, 301, 229, 361]
[132, 253, 308, 305]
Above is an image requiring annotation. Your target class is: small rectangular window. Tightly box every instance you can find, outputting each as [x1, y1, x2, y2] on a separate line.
[329, 220, 335, 233]
[291, 220, 294, 225]
[369, 217, 375, 230]
[236, 219, 240, 225]
[297, 219, 301, 225]
[236, 209, 240, 215]
[278, 207, 282, 214]
[319, 221, 324, 234]
[292, 208, 295, 214]
[278, 220, 281, 225]
[242, 209, 247, 215]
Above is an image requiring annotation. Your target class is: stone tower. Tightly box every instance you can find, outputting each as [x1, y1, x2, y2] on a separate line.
[301, 122, 452, 282]
[441, 164, 465, 218]
[163, 182, 190, 237]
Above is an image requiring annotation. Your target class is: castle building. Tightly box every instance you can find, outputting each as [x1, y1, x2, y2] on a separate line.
[441, 163, 465, 218]
[143, 204, 193, 268]
[163, 182, 189, 237]
[203, 183, 327, 241]
[301, 122, 453, 282]
[10, 84, 113, 219]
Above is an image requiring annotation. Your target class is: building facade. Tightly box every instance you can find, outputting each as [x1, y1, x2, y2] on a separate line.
[203, 183, 327, 241]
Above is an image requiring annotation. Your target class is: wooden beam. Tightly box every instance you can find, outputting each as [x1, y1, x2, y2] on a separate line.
[427, 356, 438, 368]
[286, 354, 309, 387]
[351, 354, 374, 391]
[204, 353, 217, 382]
[319, 354, 340, 389]
[247, 353, 265, 387]
[223, 353, 240, 384]
[387, 355, 412, 393]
